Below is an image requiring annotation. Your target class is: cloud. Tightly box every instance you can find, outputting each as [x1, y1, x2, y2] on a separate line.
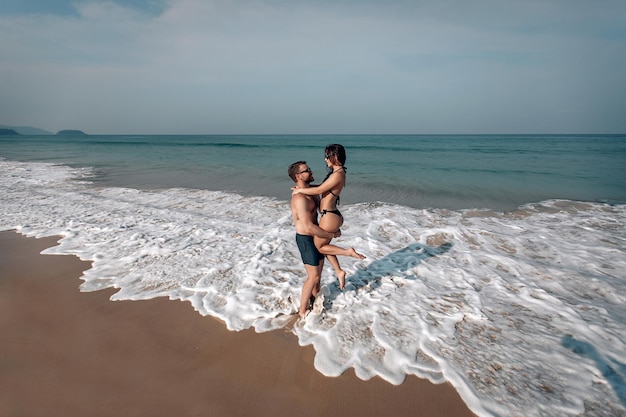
[0, 0, 167, 17]
[1, 0, 625, 133]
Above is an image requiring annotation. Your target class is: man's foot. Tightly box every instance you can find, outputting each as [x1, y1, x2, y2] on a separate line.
[348, 247, 366, 259]
[337, 269, 347, 290]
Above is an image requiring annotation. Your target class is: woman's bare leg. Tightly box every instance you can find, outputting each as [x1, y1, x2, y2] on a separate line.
[326, 254, 346, 289]
[314, 236, 365, 290]
[315, 215, 365, 289]
[316, 238, 366, 259]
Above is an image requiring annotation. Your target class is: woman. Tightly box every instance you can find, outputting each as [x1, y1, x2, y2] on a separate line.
[291, 144, 365, 290]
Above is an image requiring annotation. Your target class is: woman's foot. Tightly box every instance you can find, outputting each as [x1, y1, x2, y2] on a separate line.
[337, 269, 347, 290]
[347, 247, 366, 259]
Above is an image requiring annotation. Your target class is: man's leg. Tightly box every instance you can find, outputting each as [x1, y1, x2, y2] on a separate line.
[299, 264, 321, 318]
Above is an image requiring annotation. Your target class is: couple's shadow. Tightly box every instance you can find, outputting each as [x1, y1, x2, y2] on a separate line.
[562, 335, 626, 407]
[322, 241, 453, 305]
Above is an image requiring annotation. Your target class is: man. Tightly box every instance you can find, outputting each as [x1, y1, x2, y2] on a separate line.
[288, 161, 340, 318]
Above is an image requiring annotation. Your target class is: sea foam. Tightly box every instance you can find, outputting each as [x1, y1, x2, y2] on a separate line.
[2, 159, 625, 417]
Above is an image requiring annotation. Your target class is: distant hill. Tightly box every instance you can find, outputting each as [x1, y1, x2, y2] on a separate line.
[56, 129, 87, 135]
[0, 128, 20, 135]
[0, 125, 53, 135]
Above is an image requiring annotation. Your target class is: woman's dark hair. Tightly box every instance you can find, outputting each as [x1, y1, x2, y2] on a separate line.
[325, 144, 346, 165]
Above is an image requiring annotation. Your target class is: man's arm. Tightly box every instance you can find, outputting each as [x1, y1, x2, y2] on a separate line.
[305, 224, 340, 240]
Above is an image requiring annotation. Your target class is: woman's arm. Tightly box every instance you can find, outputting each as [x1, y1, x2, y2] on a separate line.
[292, 172, 342, 195]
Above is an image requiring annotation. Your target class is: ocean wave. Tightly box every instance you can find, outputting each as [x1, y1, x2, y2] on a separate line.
[1, 159, 625, 417]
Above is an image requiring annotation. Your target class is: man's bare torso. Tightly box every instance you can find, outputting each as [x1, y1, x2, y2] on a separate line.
[291, 193, 319, 235]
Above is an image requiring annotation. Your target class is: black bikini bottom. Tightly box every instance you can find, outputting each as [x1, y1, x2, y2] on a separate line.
[321, 209, 342, 218]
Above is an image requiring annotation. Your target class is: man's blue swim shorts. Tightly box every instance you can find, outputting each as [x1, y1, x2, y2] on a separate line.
[296, 233, 324, 266]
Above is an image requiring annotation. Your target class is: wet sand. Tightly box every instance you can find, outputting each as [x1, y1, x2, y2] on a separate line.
[0, 230, 476, 417]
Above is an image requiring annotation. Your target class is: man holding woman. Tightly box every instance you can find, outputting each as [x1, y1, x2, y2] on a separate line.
[288, 160, 338, 318]
[289, 144, 365, 318]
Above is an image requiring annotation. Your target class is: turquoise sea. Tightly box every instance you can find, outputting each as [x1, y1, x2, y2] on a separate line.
[1, 134, 624, 210]
[2, 134, 626, 417]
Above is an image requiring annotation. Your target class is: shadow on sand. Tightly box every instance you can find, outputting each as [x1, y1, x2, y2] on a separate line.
[324, 242, 453, 306]
[562, 335, 626, 407]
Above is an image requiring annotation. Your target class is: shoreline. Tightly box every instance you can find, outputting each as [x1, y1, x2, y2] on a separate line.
[0, 230, 476, 417]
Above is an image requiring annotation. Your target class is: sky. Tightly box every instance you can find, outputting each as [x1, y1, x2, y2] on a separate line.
[1, 0, 625, 134]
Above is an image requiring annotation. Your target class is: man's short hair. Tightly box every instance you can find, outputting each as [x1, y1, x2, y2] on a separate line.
[288, 160, 307, 182]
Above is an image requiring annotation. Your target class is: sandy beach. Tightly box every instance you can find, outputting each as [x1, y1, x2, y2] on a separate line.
[0, 230, 476, 417]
